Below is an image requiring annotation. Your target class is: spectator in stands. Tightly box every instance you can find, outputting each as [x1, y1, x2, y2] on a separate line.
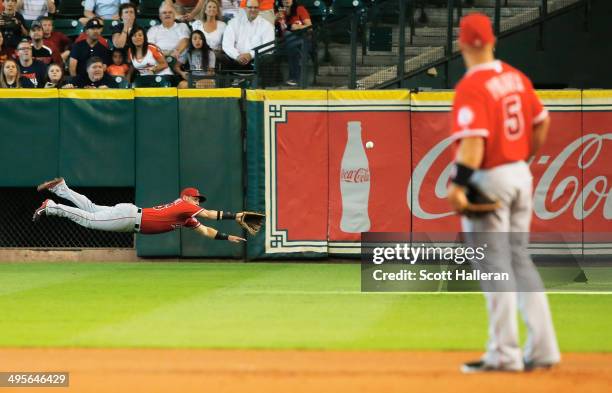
[71, 55, 114, 87]
[192, 0, 225, 59]
[221, 0, 274, 70]
[0, 57, 27, 86]
[17, 0, 56, 21]
[107, 47, 129, 77]
[44, 62, 72, 87]
[128, 25, 172, 77]
[239, 0, 272, 24]
[147, 2, 190, 58]
[0, 0, 27, 50]
[274, 0, 310, 86]
[0, 30, 16, 64]
[69, 18, 111, 77]
[29, 20, 53, 64]
[75, 17, 110, 48]
[111, 2, 138, 51]
[40, 16, 70, 64]
[164, 0, 204, 22]
[16, 38, 45, 86]
[175, 30, 214, 88]
[221, 0, 240, 21]
[80, 0, 130, 26]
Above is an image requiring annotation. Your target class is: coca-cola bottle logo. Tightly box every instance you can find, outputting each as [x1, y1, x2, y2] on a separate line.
[341, 168, 371, 183]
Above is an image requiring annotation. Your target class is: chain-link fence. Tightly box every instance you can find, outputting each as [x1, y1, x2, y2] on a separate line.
[0, 187, 135, 248]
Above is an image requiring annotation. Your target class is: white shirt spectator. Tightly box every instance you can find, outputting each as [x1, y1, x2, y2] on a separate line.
[84, 0, 129, 20]
[191, 20, 226, 51]
[147, 21, 191, 53]
[222, 14, 274, 60]
[19, 0, 54, 21]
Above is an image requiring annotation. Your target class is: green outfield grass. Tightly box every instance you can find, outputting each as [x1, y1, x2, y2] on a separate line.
[0, 262, 610, 352]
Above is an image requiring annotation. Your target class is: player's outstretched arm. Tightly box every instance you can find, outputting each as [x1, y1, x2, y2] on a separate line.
[193, 224, 246, 243]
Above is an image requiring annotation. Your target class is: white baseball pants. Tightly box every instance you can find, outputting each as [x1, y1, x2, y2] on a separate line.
[44, 181, 142, 233]
[462, 161, 560, 370]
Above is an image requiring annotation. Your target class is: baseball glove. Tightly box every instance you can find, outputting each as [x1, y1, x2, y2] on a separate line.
[238, 212, 265, 235]
[462, 184, 501, 217]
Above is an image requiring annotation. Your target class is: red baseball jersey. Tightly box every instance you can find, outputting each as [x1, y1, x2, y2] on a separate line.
[451, 60, 548, 169]
[140, 199, 203, 234]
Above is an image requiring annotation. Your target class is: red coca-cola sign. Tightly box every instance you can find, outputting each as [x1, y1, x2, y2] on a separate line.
[270, 102, 610, 254]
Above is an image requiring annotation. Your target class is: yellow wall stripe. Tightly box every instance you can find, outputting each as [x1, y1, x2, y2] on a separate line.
[134, 88, 178, 98]
[59, 89, 134, 100]
[329, 90, 409, 101]
[0, 89, 58, 99]
[178, 88, 242, 98]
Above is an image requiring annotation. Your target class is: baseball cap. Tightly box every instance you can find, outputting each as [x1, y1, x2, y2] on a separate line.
[30, 20, 42, 30]
[85, 18, 104, 30]
[180, 187, 207, 202]
[459, 13, 495, 48]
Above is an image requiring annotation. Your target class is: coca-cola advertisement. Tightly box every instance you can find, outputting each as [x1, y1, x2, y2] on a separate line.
[265, 91, 611, 255]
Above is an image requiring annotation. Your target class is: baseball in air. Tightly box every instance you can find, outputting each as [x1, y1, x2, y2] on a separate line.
[365, 141, 374, 149]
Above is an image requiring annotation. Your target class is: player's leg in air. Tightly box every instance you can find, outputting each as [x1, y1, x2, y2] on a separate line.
[33, 178, 139, 233]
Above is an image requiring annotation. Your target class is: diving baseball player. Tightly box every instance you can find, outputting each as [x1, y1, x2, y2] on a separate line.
[447, 13, 560, 372]
[33, 178, 263, 241]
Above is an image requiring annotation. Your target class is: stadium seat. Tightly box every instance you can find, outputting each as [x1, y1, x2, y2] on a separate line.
[298, 0, 328, 24]
[57, 0, 86, 18]
[328, 0, 366, 18]
[103, 20, 121, 37]
[132, 74, 174, 87]
[109, 75, 130, 88]
[52, 19, 83, 37]
[139, 0, 162, 18]
[137, 18, 160, 29]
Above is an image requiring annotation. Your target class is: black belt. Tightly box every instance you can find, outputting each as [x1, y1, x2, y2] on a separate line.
[135, 208, 142, 231]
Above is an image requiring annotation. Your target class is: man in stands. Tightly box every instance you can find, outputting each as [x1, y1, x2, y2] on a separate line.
[29, 20, 54, 64]
[40, 16, 70, 64]
[221, 0, 274, 70]
[147, 2, 190, 58]
[69, 18, 110, 77]
[16, 38, 45, 87]
[80, 0, 129, 26]
[70, 56, 114, 88]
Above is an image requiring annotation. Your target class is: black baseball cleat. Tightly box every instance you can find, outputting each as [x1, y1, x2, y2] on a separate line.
[461, 360, 522, 374]
[32, 199, 51, 222]
[524, 361, 556, 372]
[37, 177, 65, 192]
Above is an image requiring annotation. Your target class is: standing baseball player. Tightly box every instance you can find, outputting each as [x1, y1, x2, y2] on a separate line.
[32, 177, 263, 241]
[447, 13, 560, 372]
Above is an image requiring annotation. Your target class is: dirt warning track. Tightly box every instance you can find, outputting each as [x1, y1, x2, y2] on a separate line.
[1, 349, 610, 393]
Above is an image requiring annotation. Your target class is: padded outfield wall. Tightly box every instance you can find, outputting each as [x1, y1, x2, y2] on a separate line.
[245, 89, 612, 260]
[1, 89, 611, 259]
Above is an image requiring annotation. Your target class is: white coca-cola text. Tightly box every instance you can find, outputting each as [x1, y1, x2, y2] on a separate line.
[408, 133, 612, 220]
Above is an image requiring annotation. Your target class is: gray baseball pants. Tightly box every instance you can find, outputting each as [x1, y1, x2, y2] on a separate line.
[44, 181, 142, 233]
[462, 161, 560, 370]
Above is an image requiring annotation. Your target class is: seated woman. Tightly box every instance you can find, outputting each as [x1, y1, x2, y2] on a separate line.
[275, 0, 312, 86]
[175, 30, 215, 88]
[0, 58, 27, 88]
[44, 63, 73, 88]
[191, 0, 226, 66]
[127, 26, 173, 78]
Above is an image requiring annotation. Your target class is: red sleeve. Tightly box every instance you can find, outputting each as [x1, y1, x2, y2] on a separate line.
[297, 6, 311, 22]
[60, 33, 72, 51]
[451, 81, 491, 140]
[184, 217, 201, 228]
